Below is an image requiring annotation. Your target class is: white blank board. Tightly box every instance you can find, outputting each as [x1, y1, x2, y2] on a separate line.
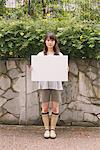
[31, 55, 68, 81]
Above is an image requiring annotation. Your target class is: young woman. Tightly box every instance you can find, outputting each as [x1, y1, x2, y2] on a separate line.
[30, 32, 64, 139]
[36, 32, 64, 139]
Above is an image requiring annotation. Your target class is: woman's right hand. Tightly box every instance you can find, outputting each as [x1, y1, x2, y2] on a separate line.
[30, 66, 33, 71]
[27, 65, 33, 71]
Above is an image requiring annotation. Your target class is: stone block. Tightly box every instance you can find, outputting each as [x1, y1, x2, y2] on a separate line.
[93, 86, 100, 98]
[79, 72, 95, 97]
[0, 113, 19, 124]
[93, 78, 100, 86]
[60, 89, 67, 104]
[69, 60, 78, 76]
[0, 97, 7, 107]
[26, 104, 40, 123]
[84, 113, 98, 123]
[19, 107, 26, 125]
[97, 61, 100, 68]
[97, 114, 100, 119]
[86, 72, 97, 80]
[13, 76, 25, 92]
[0, 61, 6, 73]
[6, 60, 16, 70]
[59, 104, 67, 114]
[16, 90, 26, 124]
[91, 98, 100, 105]
[27, 92, 39, 106]
[64, 74, 78, 103]
[3, 97, 20, 116]
[26, 66, 38, 93]
[19, 92, 26, 107]
[3, 89, 19, 100]
[0, 107, 7, 117]
[60, 109, 83, 123]
[0, 89, 4, 96]
[77, 95, 91, 104]
[72, 121, 95, 126]
[18, 60, 27, 72]
[90, 60, 98, 68]
[78, 65, 88, 72]
[8, 69, 19, 79]
[87, 66, 97, 73]
[68, 101, 100, 114]
[0, 75, 11, 90]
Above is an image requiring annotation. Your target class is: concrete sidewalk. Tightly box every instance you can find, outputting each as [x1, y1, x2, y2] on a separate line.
[0, 125, 100, 150]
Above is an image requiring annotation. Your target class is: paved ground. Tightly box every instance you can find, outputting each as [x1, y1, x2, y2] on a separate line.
[0, 125, 100, 150]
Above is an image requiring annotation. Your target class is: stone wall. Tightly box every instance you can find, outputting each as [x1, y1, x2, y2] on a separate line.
[0, 59, 100, 126]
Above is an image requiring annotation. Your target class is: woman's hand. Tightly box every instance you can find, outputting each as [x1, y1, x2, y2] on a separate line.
[68, 66, 69, 72]
[27, 65, 33, 71]
[30, 66, 33, 71]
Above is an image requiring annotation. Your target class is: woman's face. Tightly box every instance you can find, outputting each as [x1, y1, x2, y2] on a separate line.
[45, 37, 55, 49]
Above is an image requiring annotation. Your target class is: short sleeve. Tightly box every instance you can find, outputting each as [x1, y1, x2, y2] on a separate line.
[37, 51, 44, 56]
[59, 52, 63, 56]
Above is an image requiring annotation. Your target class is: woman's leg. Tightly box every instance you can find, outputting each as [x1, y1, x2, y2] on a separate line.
[39, 89, 50, 138]
[50, 90, 61, 138]
[50, 101, 59, 130]
[51, 101, 59, 114]
[41, 102, 49, 130]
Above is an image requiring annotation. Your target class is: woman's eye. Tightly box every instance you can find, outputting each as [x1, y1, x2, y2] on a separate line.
[46, 39, 54, 42]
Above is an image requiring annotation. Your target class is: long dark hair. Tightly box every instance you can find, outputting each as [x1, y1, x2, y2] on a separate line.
[43, 32, 60, 55]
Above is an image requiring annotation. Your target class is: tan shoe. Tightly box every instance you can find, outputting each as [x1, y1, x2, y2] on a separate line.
[50, 129, 56, 139]
[44, 130, 50, 139]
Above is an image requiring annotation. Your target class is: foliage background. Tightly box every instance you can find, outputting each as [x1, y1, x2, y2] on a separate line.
[0, 0, 100, 59]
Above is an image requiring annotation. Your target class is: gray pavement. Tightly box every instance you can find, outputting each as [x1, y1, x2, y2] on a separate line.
[0, 125, 100, 150]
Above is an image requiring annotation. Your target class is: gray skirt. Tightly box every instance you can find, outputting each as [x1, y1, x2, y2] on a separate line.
[38, 89, 62, 103]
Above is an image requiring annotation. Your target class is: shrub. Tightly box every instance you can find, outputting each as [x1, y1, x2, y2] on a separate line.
[0, 17, 99, 59]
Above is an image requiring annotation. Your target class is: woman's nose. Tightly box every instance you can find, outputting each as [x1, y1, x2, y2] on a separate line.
[49, 41, 52, 44]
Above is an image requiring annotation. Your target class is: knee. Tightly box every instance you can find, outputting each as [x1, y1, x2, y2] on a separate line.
[42, 105, 49, 113]
[52, 106, 59, 114]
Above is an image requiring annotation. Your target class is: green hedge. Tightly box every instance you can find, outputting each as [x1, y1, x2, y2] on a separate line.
[0, 17, 99, 59]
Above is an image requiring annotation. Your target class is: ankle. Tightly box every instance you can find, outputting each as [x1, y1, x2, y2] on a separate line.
[51, 129, 55, 131]
[45, 128, 49, 131]
[52, 112, 59, 115]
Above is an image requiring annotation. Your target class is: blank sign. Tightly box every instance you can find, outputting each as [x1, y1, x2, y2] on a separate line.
[31, 55, 68, 81]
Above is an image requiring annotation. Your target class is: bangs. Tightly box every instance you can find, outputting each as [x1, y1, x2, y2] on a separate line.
[45, 32, 56, 41]
[46, 35, 56, 41]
